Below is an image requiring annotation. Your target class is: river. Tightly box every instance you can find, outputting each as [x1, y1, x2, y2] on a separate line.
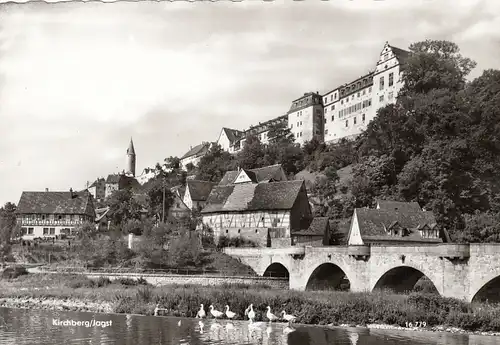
[0, 307, 497, 345]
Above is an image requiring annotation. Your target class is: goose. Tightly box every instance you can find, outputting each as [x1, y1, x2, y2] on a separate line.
[266, 306, 278, 323]
[153, 304, 159, 316]
[281, 310, 297, 325]
[226, 322, 235, 330]
[209, 305, 224, 319]
[196, 304, 206, 318]
[245, 304, 256, 321]
[198, 320, 204, 334]
[225, 305, 237, 319]
[177, 320, 181, 327]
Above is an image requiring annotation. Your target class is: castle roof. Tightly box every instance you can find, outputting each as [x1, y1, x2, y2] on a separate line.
[201, 180, 305, 213]
[16, 190, 95, 217]
[186, 180, 216, 202]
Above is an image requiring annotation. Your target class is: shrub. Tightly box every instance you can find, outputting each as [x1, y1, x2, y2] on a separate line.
[1, 266, 28, 279]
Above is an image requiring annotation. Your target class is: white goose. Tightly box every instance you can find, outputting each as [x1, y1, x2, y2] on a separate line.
[209, 305, 224, 319]
[266, 306, 278, 323]
[196, 304, 206, 318]
[225, 305, 237, 319]
[281, 310, 297, 325]
[245, 304, 256, 321]
[153, 304, 159, 316]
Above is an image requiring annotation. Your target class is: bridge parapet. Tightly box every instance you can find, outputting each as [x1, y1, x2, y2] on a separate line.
[347, 245, 371, 261]
[223, 246, 306, 256]
[469, 243, 500, 255]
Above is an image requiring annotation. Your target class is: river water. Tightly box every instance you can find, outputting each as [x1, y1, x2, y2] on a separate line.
[0, 307, 497, 345]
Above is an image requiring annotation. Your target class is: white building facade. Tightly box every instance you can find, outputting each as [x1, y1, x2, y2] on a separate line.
[287, 92, 324, 145]
[323, 42, 409, 143]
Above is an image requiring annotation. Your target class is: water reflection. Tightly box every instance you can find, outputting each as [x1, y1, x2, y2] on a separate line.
[0, 307, 497, 345]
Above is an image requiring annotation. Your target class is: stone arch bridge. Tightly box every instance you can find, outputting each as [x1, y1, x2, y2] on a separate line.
[224, 244, 500, 302]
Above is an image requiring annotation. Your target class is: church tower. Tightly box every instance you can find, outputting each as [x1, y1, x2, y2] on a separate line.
[126, 137, 136, 177]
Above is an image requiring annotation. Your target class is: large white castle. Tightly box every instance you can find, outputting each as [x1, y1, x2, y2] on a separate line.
[180, 42, 409, 170]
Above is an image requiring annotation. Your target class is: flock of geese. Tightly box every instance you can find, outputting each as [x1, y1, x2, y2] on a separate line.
[154, 303, 298, 334]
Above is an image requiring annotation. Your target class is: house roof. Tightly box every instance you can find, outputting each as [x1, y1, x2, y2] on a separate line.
[218, 164, 284, 186]
[354, 208, 441, 242]
[88, 178, 105, 188]
[186, 180, 216, 201]
[293, 217, 329, 236]
[389, 44, 411, 66]
[222, 127, 244, 144]
[201, 180, 305, 213]
[95, 207, 110, 222]
[180, 142, 211, 160]
[376, 200, 422, 213]
[16, 190, 95, 216]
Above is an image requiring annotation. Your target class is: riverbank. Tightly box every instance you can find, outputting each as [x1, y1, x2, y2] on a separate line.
[1, 273, 500, 335]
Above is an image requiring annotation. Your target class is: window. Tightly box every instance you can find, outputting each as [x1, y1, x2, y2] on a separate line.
[354, 117, 357, 125]
[43, 228, 49, 235]
[28, 228, 34, 235]
[368, 99, 372, 106]
[325, 129, 328, 134]
[50, 228, 55, 235]
[388, 91, 394, 100]
[351, 95, 354, 100]
[379, 76, 385, 90]
[296, 122, 299, 127]
[300, 132, 302, 137]
[325, 108, 328, 113]
[363, 90, 366, 95]
[357, 92, 360, 97]
[238, 229, 241, 234]
[389, 72, 394, 87]
[330, 95, 333, 101]
[300, 121, 302, 125]
[331, 105, 335, 110]
[362, 113, 366, 122]
[21, 227, 27, 235]
[226, 229, 229, 234]
[345, 120, 348, 127]
[369, 87, 372, 93]
[334, 93, 337, 99]
[324, 97, 327, 104]
[331, 115, 334, 121]
[341, 100, 343, 105]
[379, 95, 384, 102]
[384, 53, 389, 61]
[324, 118, 327, 123]
[290, 124, 293, 128]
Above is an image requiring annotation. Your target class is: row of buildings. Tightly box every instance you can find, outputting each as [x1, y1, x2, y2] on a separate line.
[180, 41, 409, 170]
[14, 157, 449, 249]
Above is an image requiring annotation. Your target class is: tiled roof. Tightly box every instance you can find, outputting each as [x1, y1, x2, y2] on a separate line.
[293, 217, 329, 236]
[89, 178, 105, 188]
[186, 180, 216, 201]
[354, 208, 440, 242]
[202, 180, 305, 213]
[389, 45, 411, 66]
[181, 142, 211, 160]
[16, 190, 95, 216]
[106, 174, 121, 184]
[376, 200, 422, 213]
[105, 174, 140, 189]
[241, 169, 258, 183]
[222, 127, 244, 143]
[218, 164, 284, 186]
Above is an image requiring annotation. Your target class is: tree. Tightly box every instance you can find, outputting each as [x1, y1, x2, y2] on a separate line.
[195, 143, 237, 182]
[236, 134, 265, 169]
[266, 121, 294, 145]
[106, 189, 143, 227]
[144, 177, 174, 221]
[168, 232, 203, 267]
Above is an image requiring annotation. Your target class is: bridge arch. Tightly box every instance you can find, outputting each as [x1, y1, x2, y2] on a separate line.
[471, 274, 500, 304]
[306, 262, 351, 291]
[263, 262, 289, 278]
[372, 265, 442, 295]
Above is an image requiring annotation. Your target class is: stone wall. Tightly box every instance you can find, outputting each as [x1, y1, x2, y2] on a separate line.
[84, 272, 289, 289]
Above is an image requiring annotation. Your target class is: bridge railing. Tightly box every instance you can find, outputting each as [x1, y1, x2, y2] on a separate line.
[223, 246, 306, 256]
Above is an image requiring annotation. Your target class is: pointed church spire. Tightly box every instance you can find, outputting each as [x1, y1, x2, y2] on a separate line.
[127, 137, 136, 155]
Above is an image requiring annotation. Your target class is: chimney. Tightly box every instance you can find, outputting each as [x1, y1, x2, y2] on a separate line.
[70, 188, 74, 198]
[45, 188, 49, 192]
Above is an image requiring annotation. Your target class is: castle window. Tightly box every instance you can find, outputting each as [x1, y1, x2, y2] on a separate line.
[28, 227, 34, 234]
[255, 229, 258, 233]
[388, 92, 394, 100]
[331, 105, 335, 110]
[238, 229, 241, 234]
[226, 229, 229, 234]
[357, 92, 360, 97]
[362, 114, 366, 122]
[379, 95, 384, 102]
[324, 97, 327, 103]
[354, 117, 357, 125]
[325, 129, 328, 135]
[389, 72, 394, 86]
[331, 115, 334, 121]
[363, 90, 366, 95]
[379, 76, 385, 90]
[369, 87, 372, 93]
[43, 228, 49, 235]
[325, 108, 328, 113]
[345, 120, 348, 127]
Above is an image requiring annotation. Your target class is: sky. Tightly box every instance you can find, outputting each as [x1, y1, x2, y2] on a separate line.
[0, 0, 499, 205]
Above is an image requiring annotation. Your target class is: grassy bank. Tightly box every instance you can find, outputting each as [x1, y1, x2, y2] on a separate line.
[1, 273, 500, 333]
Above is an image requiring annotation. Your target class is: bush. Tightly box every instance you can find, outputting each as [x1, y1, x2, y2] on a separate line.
[216, 236, 259, 250]
[1, 266, 28, 279]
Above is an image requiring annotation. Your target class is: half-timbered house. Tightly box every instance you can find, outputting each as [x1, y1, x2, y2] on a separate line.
[183, 180, 216, 211]
[16, 189, 96, 239]
[218, 164, 287, 186]
[201, 180, 312, 247]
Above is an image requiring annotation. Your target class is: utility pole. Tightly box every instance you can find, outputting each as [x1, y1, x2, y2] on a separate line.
[162, 176, 166, 223]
